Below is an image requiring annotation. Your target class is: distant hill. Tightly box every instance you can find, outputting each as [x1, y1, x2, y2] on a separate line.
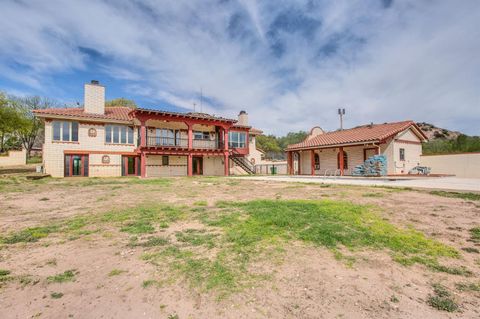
[416, 122, 462, 141]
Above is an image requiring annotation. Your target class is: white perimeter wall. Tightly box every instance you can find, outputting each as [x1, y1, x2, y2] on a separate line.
[0, 149, 27, 167]
[421, 153, 480, 178]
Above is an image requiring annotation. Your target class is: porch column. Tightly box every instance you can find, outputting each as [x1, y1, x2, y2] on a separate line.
[223, 128, 229, 150]
[310, 149, 315, 176]
[186, 122, 193, 150]
[224, 152, 229, 176]
[287, 151, 293, 175]
[187, 154, 193, 177]
[339, 147, 344, 176]
[140, 120, 147, 147]
[140, 152, 146, 178]
[297, 152, 301, 175]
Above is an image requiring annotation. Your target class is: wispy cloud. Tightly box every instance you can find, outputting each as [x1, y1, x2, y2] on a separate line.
[0, 0, 479, 135]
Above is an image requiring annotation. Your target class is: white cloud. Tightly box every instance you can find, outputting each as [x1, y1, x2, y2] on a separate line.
[0, 0, 479, 135]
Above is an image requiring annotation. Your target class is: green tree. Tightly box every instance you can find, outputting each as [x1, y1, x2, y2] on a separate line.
[256, 131, 308, 159]
[0, 93, 22, 153]
[105, 98, 137, 108]
[11, 96, 57, 158]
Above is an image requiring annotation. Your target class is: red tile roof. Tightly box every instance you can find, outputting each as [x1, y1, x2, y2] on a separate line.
[287, 120, 427, 150]
[33, 106, 133, 122]
[132, 108, 236, 123]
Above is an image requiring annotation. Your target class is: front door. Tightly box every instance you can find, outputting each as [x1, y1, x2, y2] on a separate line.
[192, 156, 203, 175]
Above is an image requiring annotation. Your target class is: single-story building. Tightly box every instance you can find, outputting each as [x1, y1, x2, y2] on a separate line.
[286, 121, 428, 176]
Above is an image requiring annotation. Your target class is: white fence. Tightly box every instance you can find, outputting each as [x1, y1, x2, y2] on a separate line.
[0, 149, 27, 167]
[255, 163, 287, 175]
[420, 153, 480, 178]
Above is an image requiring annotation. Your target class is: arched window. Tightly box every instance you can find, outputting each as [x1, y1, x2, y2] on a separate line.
[314, 153, 320, 170]
[337, 151, 348, 169]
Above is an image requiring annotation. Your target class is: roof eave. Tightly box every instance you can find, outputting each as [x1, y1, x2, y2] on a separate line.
[34, 113, 133, 125]
[287, 140, 381, 151]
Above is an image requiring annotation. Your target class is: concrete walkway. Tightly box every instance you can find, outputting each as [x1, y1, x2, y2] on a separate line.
[237, 175, 480, 192]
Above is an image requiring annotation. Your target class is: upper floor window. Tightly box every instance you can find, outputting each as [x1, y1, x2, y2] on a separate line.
[399, 148, 405, 161]
[53, 121, 78, 142]
[229, 131, 246, 148]
[105, 125, 134, 144]
[194, 131, 211, 140]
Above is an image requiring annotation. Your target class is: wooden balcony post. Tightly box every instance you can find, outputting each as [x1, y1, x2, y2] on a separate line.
[140, 119, 147, 147]
[140, 152, 146, 178]
[224, 152, 229, 176]
[223, 127, 229, 151]
[186, 122, 193, 150]
[187, 154, 193, 176]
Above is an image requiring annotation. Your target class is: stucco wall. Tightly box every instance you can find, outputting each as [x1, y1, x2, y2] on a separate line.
[43, 121, 137, 177]
[421, 153, 480, 178]
[146, 155, 187, 177]
[297, 146, 366, 175]
[0, 149, 27, 167]
[203, 156, 224, 176]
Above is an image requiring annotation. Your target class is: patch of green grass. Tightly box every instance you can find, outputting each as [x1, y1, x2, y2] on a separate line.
[455, 282, 480, 292]
[427, 283, 458, 312]
[175, 229, 217, 248]
[193, 200, 208, 207]
[47, 270, 77, 283]
[121, 220, 155, 234]
[470, 227, 480, 243]
[0, 269, 10, 276]
[1, 225, 59, 244]
[362, 192, 384, 198]
[50, 292, 64, 299]
[108, 269, 127, 277]
[429, 264, 473, 277]
[430, 191, 480, 201]
[132, 236, 169, 247]
[142, 279, 159, 288]
[167, 313, 179, 319]
[217, 200, 457, 267]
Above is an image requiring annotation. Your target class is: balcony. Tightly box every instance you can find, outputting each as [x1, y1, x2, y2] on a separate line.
[145, 136, 224, 150]
[147, 136, 188, 148]
[193, 139, 223, 149]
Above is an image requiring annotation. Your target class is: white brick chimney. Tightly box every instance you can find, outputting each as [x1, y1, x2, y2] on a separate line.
[238, 110, 248, 126]
[84, 80, 105, 114]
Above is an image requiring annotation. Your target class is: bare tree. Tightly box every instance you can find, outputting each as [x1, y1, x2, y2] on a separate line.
[12, 96, 58, 158]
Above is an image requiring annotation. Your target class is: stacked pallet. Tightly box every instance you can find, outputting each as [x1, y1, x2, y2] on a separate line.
[352, 155, 387, 176]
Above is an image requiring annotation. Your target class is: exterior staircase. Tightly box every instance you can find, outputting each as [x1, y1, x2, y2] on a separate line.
[230, 151, 255, 175]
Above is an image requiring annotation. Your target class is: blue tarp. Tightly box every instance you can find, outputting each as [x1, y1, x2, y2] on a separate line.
[352, 155, 387, 176]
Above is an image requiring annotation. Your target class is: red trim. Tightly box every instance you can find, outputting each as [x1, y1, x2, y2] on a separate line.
[224, 153, 229, 176]
[64, 150, 137, 155]
[187, 154, 193, 176]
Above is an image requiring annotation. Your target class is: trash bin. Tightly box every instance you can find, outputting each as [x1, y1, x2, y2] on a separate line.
[270, 166, 277, 175]
[36, 165, 43, 173]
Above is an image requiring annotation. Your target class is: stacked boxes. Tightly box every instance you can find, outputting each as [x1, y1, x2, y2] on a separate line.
[352, 155, 387, 176]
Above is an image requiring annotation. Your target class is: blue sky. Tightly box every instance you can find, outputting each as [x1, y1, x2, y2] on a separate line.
[0, 0, 479, 135]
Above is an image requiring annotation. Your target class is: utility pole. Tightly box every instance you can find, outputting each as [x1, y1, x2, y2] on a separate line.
[338, 108, 345, 130]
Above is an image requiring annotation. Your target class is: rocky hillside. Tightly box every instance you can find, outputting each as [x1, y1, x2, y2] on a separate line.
[416, 122, 462, 141]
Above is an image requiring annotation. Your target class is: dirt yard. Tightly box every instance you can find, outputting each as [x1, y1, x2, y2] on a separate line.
[0, 171, 479, 319]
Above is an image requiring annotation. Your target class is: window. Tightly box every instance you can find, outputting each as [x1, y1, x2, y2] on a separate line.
[228, 131, 247, 148]
[399, 148, 405, 161]
[337, 151, 348, 169]
[52, 121, 79, 142]
[314, 153, 320, 170]
[105, 125, 134, 144]
[193, 131, 210, 140]
[162, 155, 169, 166]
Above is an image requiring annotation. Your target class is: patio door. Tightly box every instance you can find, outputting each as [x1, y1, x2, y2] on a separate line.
[122, 156, 140, 176]
[65, 154, 89, 177]
[192, 156, 203, 175]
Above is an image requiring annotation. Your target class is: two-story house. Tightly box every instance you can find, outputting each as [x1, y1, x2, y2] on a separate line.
[34, 81, 260, 178]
